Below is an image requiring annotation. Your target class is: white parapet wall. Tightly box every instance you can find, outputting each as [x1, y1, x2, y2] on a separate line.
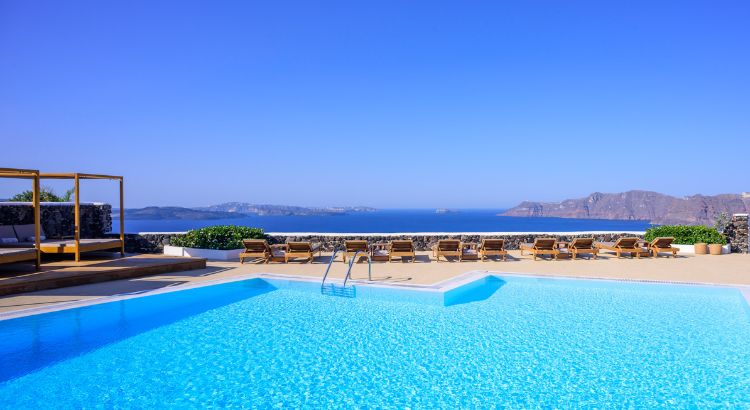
[672, 244, 732, 255]
[163, 245, 242, 261]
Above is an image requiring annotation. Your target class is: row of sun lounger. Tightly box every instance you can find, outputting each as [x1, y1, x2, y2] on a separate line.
[520, 237, 679, 260]
[239, 237, 680, 264]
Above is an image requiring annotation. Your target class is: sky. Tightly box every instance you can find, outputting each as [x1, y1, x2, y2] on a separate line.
[1, 0, 748, 208]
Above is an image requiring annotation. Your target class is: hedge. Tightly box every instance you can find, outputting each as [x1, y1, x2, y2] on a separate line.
[644, 225, 725, 245]
[171, 225, 265, 250]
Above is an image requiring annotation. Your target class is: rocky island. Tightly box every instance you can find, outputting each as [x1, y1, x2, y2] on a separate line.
[502, 191, 750, 225]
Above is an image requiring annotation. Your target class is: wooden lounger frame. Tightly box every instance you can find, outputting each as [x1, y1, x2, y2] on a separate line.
[389, 240, 416, 262]
[239, 239, 286, 264]
[648, 237, 679, 258]
[39, 173, 125, 262]
[0, 168, 41, 269]
[343, 240, 370, 263]
[433, 239, 461, 262]
[479, 239, 507, 261]
[568, 238, 598, 260]
[596, 237, 643, 258]
[285, 241, 320, 263]
[520, 238, 559, 260]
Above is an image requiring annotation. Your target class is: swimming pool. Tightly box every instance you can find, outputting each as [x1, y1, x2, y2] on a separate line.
[1, 275, 749, 407]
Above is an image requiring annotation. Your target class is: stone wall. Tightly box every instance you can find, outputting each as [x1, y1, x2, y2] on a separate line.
[725, 214, 749, 253]
[123, 232, 646, 254]
[118, 232, 180, 253]
[0, 203, 112, 238]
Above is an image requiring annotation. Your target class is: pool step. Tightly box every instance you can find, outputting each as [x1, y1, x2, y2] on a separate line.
[321, 283, 356, 298]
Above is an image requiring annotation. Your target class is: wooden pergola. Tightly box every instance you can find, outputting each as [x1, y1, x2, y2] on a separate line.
[0, 167, 41, 268]
[39, 173, 125, 262]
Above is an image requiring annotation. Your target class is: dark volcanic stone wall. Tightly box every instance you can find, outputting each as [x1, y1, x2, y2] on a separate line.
[125, 232, 645, 253]
[725, 214, 749, 253]
[119, 232, 179, 253]
[0, 203, 112, 238]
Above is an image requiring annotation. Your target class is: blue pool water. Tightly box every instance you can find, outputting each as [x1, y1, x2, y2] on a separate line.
[1, 276, 749, 407]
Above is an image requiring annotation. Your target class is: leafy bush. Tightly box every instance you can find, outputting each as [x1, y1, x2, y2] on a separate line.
[171, 225, 265, 250]
[644, 225, 725, 245]
[10, 187, 74, 202]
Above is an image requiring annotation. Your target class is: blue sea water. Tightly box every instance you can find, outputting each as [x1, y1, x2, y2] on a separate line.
[118, 209, 652, 233]
[1, 276, 749, 407]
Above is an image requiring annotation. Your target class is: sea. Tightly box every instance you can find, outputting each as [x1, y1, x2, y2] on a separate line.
[116, 209, 652, 233]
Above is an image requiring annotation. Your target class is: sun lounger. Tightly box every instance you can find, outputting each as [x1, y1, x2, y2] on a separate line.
[520, 238, 559, 260]
[568, 238, 598, 260]
[343, 240, 370, 263]
[388, 240, 416, 262]
[432, 239, 461, 262]
[479, 239, 507, 261]
[596, 237, 644, 258]
[239, 239, 286, 264]
[285, 241, 321, 263]
[648, 237, 679, 258]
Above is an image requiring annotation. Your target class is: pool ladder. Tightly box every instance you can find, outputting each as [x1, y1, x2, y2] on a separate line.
[321, 248, 371, 294]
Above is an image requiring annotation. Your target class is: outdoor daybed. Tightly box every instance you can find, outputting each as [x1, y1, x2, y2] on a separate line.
[7, 224, 122, 259]
[0, 248, 38, 266]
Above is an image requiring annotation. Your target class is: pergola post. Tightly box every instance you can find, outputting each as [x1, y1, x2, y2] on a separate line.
[33, 173, 41, 268]
[119, 177, 125, 256]
[74, 173, 80, 263]
[0, 168, 42, 271]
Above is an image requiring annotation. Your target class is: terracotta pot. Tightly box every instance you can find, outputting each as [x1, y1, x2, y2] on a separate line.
[708, 244, 723, 255]
[694, 243, 708, 254]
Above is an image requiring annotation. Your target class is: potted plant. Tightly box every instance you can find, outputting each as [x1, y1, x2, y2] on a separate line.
[694, 242, 708, 254]
[708, 239, 725, 255]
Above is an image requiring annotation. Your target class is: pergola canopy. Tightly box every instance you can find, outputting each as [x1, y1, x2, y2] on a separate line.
[39, 173, 123, 180]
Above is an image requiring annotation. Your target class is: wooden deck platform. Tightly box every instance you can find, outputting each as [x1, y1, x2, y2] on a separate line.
[0, 254, 206, 296]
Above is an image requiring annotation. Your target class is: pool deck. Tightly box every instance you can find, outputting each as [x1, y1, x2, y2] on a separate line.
[1, 250, 749, 315]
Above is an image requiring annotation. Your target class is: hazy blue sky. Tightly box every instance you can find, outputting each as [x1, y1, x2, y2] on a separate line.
[1, 1, 748, 208]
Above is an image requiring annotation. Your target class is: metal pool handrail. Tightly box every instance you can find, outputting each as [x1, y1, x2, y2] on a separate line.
[343, 250, 371, 288]
[321, 247, 340, 288]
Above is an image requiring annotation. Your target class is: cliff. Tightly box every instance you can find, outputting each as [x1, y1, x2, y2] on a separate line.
[502, 191, 749, 225]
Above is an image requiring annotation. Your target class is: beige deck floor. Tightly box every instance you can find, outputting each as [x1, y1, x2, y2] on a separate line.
[1, 250, 749, 314]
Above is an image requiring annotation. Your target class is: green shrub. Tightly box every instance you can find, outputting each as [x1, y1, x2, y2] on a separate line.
[10, 187, 74, 202]
[644, 225, 725, 245]
[171, 225, 265, 250]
